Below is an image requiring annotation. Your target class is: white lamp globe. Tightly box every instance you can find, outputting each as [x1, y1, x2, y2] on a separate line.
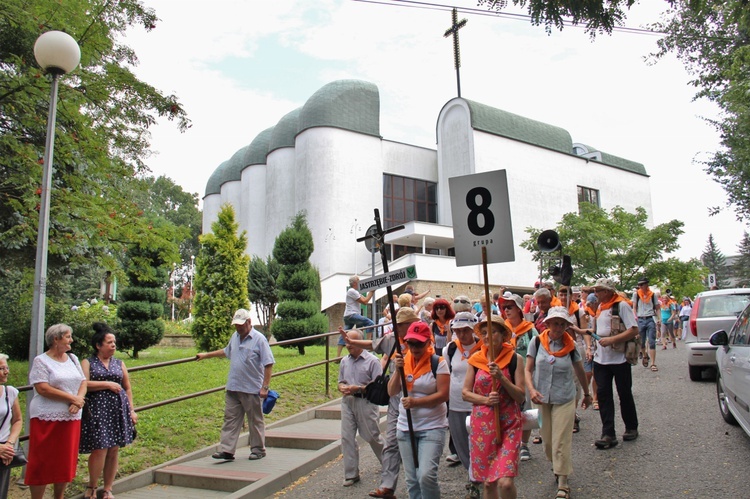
[34, 31, 81, 75]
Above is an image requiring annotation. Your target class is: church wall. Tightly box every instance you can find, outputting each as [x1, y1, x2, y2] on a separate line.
[293, 127, 383, 279]
[219, 181, 242, 223]
[265, 146, 297, 256]
[436, 100, 476, 226]
[240, 163, 267, 257]
[202, 194, 221, 234]
[382, 140, 438, 182]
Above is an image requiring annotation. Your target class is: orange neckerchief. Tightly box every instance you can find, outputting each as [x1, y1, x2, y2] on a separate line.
[584, 305, 597, 317]
[637, 288, 653, 303]
[434, 319, 449, 337]
[596, 294, 624, 317]
[508, 320, 534, 348]
[566, 301, 580, 315]
[404, 345, 437, 391]
[538, 329, 576, 357]
[467, 342, 514, 373]
[551, 296, 562, 306]
[454, 338, 482, 359]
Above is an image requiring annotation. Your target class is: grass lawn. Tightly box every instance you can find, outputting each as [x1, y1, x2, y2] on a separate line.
[5, 343, 342, 496]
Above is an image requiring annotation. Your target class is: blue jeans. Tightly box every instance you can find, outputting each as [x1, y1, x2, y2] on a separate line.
[341, 314, 375, 344]
[397, 428, 446, 499]
[638, 317, 656, 349]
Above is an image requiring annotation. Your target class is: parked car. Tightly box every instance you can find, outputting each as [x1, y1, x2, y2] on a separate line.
[686, 288, 750, 381]
[709, 307, 750, 437]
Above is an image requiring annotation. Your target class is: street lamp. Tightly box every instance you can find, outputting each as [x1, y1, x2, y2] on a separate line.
[171, 262, 177, 321]
[29, 31, 81, 360]
[189, 255, 195, 318]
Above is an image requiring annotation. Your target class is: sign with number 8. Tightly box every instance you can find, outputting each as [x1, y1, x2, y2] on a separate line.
[449, 170, 514, 267]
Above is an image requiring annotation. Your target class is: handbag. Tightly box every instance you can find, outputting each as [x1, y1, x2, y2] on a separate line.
[364, 339, 400, 406]
[0, 388, 27, 469]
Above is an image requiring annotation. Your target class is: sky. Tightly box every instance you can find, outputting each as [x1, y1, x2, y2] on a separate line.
[122, 0, 748, 261]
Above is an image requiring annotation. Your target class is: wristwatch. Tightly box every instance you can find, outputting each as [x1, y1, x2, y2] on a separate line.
[262, 385, 270, 390]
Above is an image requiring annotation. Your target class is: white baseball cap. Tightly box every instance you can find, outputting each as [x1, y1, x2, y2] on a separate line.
[231, 309, 252, 325]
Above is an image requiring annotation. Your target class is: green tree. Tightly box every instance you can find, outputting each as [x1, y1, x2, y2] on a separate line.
[270, 212, 328, 355]
[522, 203, 683, 290]
[733, 232, 750, 287]
[646, 257, 707, 301]
[701, 233, 729, 288]
[248, 255, 281, 336]
[116, 220, 179, 358]
[192, 206, 249, 352]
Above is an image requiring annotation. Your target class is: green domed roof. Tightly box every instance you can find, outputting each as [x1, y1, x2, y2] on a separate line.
[463, 100, 573, 154]
[573, 143, 647, 175]
[242, 127, 275, 167]
[299, 80, 380, 137]
[269, 108, 301, 153]
[223, 146, 250, 184]
[205, 160, 229, 197]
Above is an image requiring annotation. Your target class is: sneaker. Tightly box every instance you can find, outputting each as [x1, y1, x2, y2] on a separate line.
[343, 476, 360, 487]
[519, 444, 531, 461]
[211, 451, 235, 460]
[623, 428, 639, 441]
[465, 482, 481, 499]
[446, 453, 460, 464]
[594, 435, 619, 449]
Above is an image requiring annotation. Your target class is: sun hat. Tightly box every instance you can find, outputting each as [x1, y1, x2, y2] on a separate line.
[499, 293, 524, 310]
[473, 315, 511, 335]
[404, 322, 432, 343]
[543, 306, 574, 325]
[451, 312, 478, 330]
[395, 307, 419, 324]
[592, 277, 617, 291]
[231, 309, 252, 325]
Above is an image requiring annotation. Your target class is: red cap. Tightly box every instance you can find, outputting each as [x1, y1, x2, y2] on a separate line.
[404, 322, 432, 343]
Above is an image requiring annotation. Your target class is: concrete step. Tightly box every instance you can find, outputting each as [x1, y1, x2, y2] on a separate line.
[315, 403, 389, 420]
[265, 417, 343, 450]
[113, 484, 230, 498]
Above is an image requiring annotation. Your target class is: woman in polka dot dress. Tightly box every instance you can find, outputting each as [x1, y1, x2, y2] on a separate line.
[79, 323, 137, 499]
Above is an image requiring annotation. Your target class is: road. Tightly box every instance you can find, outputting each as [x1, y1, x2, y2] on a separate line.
[271, 344, 750, 498]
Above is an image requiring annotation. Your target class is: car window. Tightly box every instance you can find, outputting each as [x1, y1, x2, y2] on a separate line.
[731, 308, 750, 346]
[699, 294, 750, 319]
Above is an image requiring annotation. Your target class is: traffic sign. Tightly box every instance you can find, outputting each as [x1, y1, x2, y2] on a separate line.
[364, 224, 379, 254]
[448, 170, 514, 267]
[708, 273, 716, 288]
[359, 265, 417, 292]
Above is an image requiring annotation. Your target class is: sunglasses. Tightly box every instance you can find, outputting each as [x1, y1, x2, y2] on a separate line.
[435, 305, 447, 310]
[500, 304, 515, 311]
[454, 299, 470, 305]
[406, 340, 427, 348]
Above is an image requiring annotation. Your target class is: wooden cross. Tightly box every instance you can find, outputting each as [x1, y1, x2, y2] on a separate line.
[444, 7, 468, 98]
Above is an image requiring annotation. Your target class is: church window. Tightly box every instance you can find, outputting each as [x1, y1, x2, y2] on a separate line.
[383, 174, 437, 228]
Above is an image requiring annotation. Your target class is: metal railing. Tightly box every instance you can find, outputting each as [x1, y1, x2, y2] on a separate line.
[13, 321, 389, 441]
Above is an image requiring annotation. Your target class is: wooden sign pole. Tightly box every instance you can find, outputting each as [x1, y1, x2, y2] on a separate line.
[482, 246, 502, 443]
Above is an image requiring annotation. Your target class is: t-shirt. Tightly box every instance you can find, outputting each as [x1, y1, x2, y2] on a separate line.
[28, 353, 86, 421]
[396, 358, 449, 432]
[593, 301, 637, 365]
[0, 386, 19, 441]
[442, 341, 476, 412]
[344, 287, 362, 317]
[679, 305, 692, 318]
[660, 302, 677, 323]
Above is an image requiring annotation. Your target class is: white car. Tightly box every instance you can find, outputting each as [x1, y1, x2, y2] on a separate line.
[686, 288, 750, 381]
[710, 305, 750, 437]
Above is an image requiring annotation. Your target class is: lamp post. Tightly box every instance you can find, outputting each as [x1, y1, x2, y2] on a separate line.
[171, 262, 177, 321]
[29, 31, 81, 361]
[189, 255, 195, 318]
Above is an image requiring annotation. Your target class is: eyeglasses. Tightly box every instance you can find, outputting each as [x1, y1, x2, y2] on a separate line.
[406, 340, 427, 348]
[435, 305, 447, 310]
[500, 305, 515, 311]
[454, 299, 470, 305]
[0, 367, 8, 372]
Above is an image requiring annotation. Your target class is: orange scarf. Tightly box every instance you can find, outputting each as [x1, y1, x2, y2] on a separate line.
[637, 288, 653, 303]
[596, 294, 624, 317]
[584, 305, 597, 317]
[508, 320, 534, 348]
[567, 301, 579, 315]
[434, 319, 449, 337]
[454, 339, 482, 360]
[467, 342, 514, 373]
[538, 329, 576, 357]
[551, 296, 562, 307]
[404, 345, 437, 391]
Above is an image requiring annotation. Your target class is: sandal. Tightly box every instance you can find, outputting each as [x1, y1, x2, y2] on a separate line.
[573, 415, 580, 433]
[84, 486, 96, 499]
[103, 491, 115, 499]
[532, 435, 543, 444]
[651, 364, 659, 372]
[592, 400, 599, 410]
[555, 486, 571, 498]
[642, 355, 649, 368]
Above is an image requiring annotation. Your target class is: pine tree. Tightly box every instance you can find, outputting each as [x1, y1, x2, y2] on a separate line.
[701, 234, 729, 289]
[192, 206, 250, 351]
[248, 255, 281, 336]
[733, 232, 750, 288]
[270, 212, 328, 355]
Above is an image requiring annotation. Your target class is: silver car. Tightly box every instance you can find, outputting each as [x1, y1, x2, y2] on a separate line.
[686, 288, 750, 381]
[709, 307, 750, 436]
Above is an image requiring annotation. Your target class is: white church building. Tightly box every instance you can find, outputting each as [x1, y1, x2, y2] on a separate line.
[202, 79, 653, 319]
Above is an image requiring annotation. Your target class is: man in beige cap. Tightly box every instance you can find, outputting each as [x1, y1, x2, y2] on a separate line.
[197, 308, 275, 461]
[342, 306, 419, 499]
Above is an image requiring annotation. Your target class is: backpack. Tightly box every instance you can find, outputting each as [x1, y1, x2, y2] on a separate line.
[634, 292, 659, 316]
[609, 301, 640, 365]
[364, 348, 441, 406]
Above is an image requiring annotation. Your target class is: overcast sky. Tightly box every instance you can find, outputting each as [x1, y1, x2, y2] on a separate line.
[123, 0, 748, 261]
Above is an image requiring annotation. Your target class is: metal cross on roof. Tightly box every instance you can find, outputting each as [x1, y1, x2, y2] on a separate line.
[444, 7, 468, 98]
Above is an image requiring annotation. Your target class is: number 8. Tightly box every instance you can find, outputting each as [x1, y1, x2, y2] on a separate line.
[466, 187, 495, 236]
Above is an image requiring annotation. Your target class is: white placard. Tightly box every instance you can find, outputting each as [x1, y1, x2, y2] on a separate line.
[708, 273, 716, 288]
[449, 170, 514, 267]
[359, 265, 418, 292]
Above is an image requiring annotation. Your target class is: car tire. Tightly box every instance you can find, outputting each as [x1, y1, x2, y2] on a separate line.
[717, 375, 738, 425]
[688, 365, 703, 381]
